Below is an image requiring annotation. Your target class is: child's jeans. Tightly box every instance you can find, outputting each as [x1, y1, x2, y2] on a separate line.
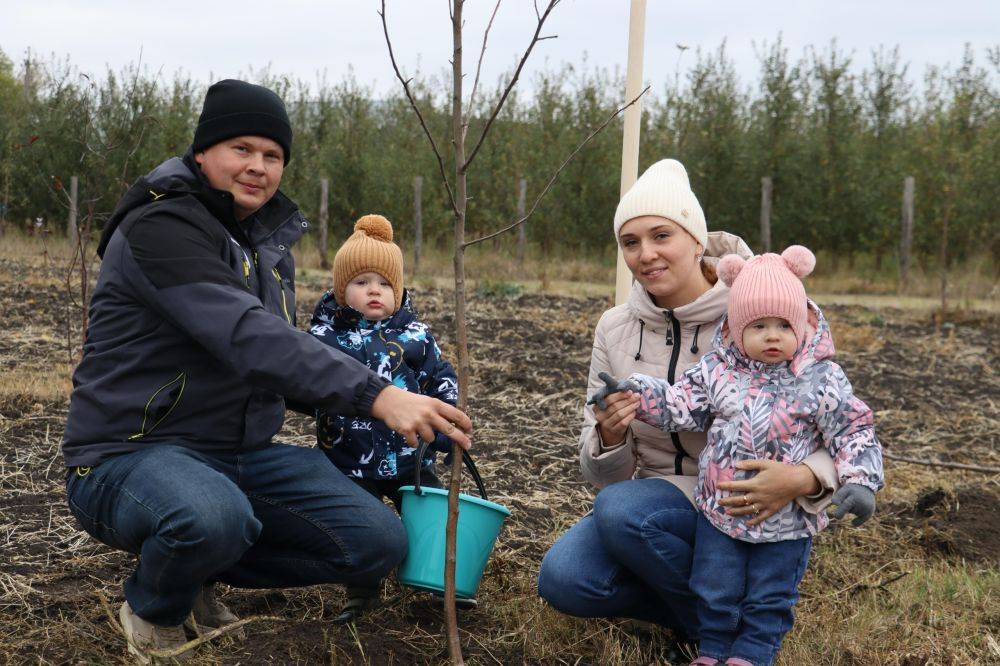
[689, 514, 812, 666]
[349, 466, 442, 514]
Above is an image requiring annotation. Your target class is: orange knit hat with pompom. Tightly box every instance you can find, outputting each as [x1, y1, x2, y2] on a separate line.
[332, 214, 404, 313]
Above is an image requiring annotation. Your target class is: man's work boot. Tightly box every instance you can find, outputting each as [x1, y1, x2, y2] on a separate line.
[119, 601, 191, 663]
[333, 587, 380, 625]
[185, 584, 243, 638]
[189, 584, 239, 629]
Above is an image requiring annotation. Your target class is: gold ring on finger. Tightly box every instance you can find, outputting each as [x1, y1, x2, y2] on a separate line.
[754, 504, 761, 514]
[744, 494, 752, 506]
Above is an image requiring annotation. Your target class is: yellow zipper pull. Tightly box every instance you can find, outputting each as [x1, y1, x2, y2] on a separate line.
[272, 267, 292, 323]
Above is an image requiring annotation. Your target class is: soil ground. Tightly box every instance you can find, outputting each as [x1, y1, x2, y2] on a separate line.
[1, 249, 998, 665]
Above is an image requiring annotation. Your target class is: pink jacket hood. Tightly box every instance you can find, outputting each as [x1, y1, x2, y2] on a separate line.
[715, 299, 835, 377]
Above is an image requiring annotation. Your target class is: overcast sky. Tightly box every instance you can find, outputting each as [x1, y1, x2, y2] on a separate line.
[2, 1, 996, 98]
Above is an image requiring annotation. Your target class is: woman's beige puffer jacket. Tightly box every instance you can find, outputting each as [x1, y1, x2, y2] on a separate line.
[579, 231, 838, 508]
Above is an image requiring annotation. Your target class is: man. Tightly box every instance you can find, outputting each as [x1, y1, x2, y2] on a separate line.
[62, 79, 471, 662]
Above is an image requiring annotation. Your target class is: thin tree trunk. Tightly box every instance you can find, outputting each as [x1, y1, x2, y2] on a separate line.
[68, 176, 79, 248]
[446, 2, 467, 663]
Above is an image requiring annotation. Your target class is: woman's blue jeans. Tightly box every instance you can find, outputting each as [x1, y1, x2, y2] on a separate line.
[537, 478, 700, 638]
[65, 444, 408, 627]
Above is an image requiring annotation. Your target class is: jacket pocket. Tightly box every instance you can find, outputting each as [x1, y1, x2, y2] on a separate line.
[129, 372, 186, 440]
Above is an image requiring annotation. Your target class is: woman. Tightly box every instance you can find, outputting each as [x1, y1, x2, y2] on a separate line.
[537, 159, 838, 646]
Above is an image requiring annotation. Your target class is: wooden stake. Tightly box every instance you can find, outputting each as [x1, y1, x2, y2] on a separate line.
[68, 176, 79, 248]
[414, 175, 423, 275]
[615, 0, 647, 306]
[900, 176, 914, 292]
[939, 190, 950, 312]
[319, 178, 330, 270]
[516, 178, 527, 268]
[1, 161, 10, 237]
[759, 176, 772, 253]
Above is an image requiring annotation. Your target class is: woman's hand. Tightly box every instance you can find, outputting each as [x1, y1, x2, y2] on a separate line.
[717, 460, 821, 526]
[593, 390, 640, 448]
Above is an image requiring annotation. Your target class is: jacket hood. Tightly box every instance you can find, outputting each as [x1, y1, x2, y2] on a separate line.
[98, 149, 302, 257]
[626, 230, 753, 330]
[314, 288, 417, 331]
[714, 299, 835, 375]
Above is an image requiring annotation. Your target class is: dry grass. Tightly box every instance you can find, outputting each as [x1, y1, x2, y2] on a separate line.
[0, 365, 74, 404]
[1, 230, 999, 664]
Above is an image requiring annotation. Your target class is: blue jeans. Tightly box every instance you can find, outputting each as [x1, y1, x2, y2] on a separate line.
[65, 444, 408, 626]
[690, 514, 812, 666]
[537, 479, 699, 638]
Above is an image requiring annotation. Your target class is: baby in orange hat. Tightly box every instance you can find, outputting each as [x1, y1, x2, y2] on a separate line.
[308, 215, 460, 619]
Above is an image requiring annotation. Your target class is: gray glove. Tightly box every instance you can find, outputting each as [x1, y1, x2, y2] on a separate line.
[587, 371, 641, 410]
[830, 484, 876, 526]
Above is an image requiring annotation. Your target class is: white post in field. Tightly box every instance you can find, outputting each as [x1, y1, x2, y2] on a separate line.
[615, 0, 647, 306]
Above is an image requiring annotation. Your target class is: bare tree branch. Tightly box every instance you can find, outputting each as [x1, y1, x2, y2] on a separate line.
[462, 0, 560, 172]
[464, 0, 502, 143]
[463, 85, 650, 248]
[379, 0, 459, 215]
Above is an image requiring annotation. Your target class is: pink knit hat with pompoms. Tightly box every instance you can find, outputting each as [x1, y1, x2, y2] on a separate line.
[717, 245, 816, 355]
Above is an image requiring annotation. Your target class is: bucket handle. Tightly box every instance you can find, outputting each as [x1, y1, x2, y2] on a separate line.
[413, 438, 489, 501]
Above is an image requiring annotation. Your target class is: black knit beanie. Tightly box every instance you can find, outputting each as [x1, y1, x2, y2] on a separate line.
[192, 79, 293, 164]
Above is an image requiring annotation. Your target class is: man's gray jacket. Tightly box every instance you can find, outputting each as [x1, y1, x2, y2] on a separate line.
[62, 152, 388, 468]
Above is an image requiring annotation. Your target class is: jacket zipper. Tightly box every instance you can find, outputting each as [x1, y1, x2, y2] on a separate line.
[240, 251, 251, 288]
[272, 267, 292, 323]
[664, 310, 689, 474]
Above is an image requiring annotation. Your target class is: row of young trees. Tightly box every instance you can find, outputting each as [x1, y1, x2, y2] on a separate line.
[1, 39, 996, 269]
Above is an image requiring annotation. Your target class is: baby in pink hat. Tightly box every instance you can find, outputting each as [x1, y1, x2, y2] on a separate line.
[590, 245, 884, 666]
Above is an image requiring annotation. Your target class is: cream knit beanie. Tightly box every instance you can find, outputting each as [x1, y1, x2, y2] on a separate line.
[613, 159, 707, 247]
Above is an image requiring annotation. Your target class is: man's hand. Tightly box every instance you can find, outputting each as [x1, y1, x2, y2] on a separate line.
[370, 386, 472, 450]
[830, 484, 876, 526]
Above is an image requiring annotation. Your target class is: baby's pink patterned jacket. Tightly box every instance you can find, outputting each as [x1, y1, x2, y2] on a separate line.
[630, 300, 884, 543]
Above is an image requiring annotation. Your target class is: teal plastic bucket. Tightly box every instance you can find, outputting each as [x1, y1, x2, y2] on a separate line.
[397, 448, 511, 599]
